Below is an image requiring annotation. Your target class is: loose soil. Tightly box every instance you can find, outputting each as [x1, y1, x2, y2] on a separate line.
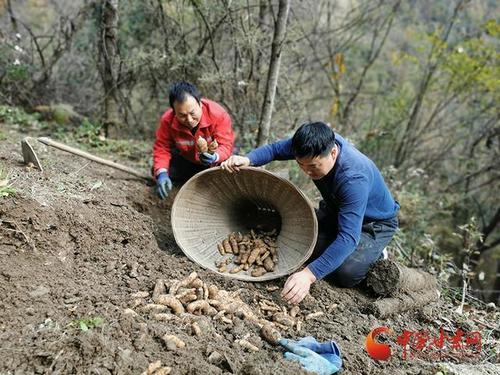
[0, 123, 498, 374]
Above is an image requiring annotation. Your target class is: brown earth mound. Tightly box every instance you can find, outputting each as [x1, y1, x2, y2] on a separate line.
[0, 125, 497, 374]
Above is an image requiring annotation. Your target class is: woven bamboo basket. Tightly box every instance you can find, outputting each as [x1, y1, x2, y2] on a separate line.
[171, 167, 318, 281]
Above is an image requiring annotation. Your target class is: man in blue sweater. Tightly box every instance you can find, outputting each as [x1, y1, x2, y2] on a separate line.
[221, 122, 399, 304]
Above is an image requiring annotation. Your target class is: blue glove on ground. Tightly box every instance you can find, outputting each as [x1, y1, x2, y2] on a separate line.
[199, 152, 219, 166]
[278, 337, 342, 375]
[156, 171, 172, 199]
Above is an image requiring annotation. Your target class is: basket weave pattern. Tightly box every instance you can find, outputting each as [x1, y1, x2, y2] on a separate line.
[171, 167, 318, 281]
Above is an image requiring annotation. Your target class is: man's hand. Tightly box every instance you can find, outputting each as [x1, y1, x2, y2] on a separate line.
[278, 338, 341, 375]
[281, 267, 317, 304]
[156, 171, 173, 199]
[199, 152, 219, 166]
[220, 155, 250, 173]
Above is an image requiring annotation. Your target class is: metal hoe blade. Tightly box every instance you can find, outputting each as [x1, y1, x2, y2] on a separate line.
[21, 137, 43, 172]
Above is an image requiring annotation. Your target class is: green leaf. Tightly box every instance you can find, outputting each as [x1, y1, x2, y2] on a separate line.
[79, 321, 89, 331]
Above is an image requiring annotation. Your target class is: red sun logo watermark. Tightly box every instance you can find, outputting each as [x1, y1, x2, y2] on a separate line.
[365, 326, 482, 362]
[365, 326, 393, 361]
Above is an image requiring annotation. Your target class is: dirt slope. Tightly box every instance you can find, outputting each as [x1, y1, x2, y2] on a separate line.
[0, 124, 497, 375]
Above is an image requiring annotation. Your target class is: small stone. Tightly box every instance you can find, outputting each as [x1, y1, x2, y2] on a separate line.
[64, 297, 82, 304]
[25, 307, 35, 316]
[105, 261, 116, 273]
[29, 286, 50, 298]
[327, 303, 338, 313]
[129, 262, 139, 278]
[208, 351, 224, 365]
[118, 348, 133, 365]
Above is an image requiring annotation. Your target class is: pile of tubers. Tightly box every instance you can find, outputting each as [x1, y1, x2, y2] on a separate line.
[127, 272, 319, 349]
[216, 229, 278, 277]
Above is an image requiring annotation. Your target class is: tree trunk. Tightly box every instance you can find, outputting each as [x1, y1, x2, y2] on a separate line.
[6, 0, 18, 33]
[256, 0, 290, 147]
[253, 0, 268, 90]
[393, 0, 464, 167]
[97, 0, 121, 138]
[492, 259, 500, 304]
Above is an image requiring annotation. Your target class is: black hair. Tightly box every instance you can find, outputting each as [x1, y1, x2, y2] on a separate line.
[168, 81, 202, 108]
[291, 122, 336, 158]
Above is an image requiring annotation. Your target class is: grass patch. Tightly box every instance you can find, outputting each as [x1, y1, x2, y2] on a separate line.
[0, 105, 44, 128]
[54, 119, 151, 166]
[69, 317, 104, 332]
[1, 105, 151, 167]
[0, 165, 15, 198]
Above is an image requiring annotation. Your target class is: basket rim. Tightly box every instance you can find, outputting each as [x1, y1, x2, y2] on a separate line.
[171, 166, 318, 282]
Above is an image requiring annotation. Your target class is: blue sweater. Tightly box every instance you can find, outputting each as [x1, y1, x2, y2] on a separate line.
[247, 134, 399, 280]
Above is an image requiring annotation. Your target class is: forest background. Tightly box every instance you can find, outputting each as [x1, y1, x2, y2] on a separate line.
[0, 0, 498, 304]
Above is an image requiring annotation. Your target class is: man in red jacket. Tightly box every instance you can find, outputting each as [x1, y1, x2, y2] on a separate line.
[153, 81, 235, 199]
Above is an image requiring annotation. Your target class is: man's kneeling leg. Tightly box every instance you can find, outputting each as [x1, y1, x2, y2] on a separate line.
[328, 221, 396, 287]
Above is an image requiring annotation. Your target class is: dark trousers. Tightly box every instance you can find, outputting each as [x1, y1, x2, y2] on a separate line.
[309, 201, 398, 287]
[168, 149, 208, 185]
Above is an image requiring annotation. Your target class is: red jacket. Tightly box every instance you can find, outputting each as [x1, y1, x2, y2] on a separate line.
[153, 98, 234, 175]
